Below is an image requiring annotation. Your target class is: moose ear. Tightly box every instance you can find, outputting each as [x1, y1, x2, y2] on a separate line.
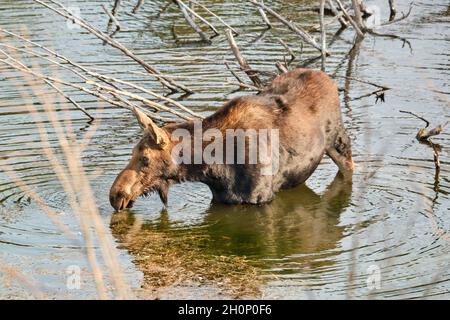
[132, 107, 169, 147]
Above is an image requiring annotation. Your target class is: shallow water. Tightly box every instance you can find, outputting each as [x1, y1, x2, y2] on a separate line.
[0, 0, 449, 299]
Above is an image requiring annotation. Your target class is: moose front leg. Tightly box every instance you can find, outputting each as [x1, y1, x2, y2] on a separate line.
[326, 128, 354, 178]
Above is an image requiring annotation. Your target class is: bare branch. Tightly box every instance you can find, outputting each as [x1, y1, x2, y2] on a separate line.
[335, 0, 364, 36]
[225, 29, 263, 88]
[248, 0, 329, 56]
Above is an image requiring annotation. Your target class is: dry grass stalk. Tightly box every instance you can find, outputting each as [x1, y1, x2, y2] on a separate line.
[0, 49, 133, 298]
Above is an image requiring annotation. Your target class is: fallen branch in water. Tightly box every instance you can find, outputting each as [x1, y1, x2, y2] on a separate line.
[328, 0, 348, 28]
[399, 110, 447, 176]
[186, 0, 239, 35]
[278, 39, 296, 61]
[248, 0, 329, 56]
[174, 0, 211, 42]
[31, 0, 192, 93]
[382, 2, 413, 26]
[275, 61, 288, 74]
[0, 46, 197, 122]
[225, 29, 263, 88]
[0, 28, 203, 121]
[388, 0, 397, 21]
[400, 110, 448, 141]
[102, 4, 121, 32]
[319, 0, 327, 70]
[0, 47, 94, 121]
[132, 0, 145, 14]
[177, 0, 219, 37]
[255, 0, 272, 29]
[334, 0, 364, 36]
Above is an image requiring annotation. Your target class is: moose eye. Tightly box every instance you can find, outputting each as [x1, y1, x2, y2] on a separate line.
[141, 156, 150, 166]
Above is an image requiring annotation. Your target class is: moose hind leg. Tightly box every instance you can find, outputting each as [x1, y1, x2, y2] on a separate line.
[326, 127, 354, 178]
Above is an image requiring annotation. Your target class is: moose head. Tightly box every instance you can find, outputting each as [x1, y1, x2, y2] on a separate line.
[109, 108, 178, 211]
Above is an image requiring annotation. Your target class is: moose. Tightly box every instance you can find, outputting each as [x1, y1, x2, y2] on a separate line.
[109, 68, 354, 211]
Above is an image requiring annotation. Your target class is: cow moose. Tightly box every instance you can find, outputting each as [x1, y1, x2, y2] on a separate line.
[109, 68, 353, 211]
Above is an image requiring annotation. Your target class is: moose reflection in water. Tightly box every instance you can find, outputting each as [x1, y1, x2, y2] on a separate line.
[110, 171, 352, 292]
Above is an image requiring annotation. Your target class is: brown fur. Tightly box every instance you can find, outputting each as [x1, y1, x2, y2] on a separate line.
[109, 68, 354, 210]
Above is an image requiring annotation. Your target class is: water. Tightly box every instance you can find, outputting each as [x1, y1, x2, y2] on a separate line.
[0, 0, 449, 299]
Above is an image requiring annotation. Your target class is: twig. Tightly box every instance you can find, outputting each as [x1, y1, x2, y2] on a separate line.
[47, 81, 94, 122]
[111, 0, 121, 16]
[278, 39, 296, 60]
[31, 0, 192, 93]
[248, 0, 329, 56]
[333, 75, 390, 90]
[186, 0, 239, 35]
[388, 0, 397, 21]
[275, 61, 288, 73]
[335, 0, 364, 36]
[224, 61, 245, 84]
[351, 0, 365, 30]
[225, 81, 259, 91]
[319, 0, 327, 70]
[381, 2, 413, 26]
[367, 29, 412, 53]
[132, 0, 145, 14]
[102, 4, 121, 31]
[256, 0, 272, 29]
[174, 0, 210, 42]
[176, 0, 219, 37]
[399, 110, 430, 127]
[225, 29, 263, 88]
[107, 0, 121, 31]
[328, 0, 348, 28]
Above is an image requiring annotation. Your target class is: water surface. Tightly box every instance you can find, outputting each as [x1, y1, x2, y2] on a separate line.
[0, 0, 449, 299]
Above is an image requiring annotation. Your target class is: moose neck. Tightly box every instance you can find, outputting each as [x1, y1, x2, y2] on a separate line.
[166, 118, 223, 185]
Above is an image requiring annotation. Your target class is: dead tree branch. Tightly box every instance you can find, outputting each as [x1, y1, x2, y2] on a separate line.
[388, 0, 397, 21]
[382, 2, 413, 26]
[174, 0, 210, 42]
[399, 110, 448, 141]
[132, 0, 145, 14]
[328, 0, 348, 28]
[225, 29, 263, 88]
[319, 0, 327, 70]
[176, 0, 219, 38]
[102, 4, 121, 32]
[31, 0, 192, 93]
[255, 0, 272, 29]
[278, 39, 296, 60]
[186, 0, 239, 35]
[248, 0, 329, 56]
[335, 0, 364, 36]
